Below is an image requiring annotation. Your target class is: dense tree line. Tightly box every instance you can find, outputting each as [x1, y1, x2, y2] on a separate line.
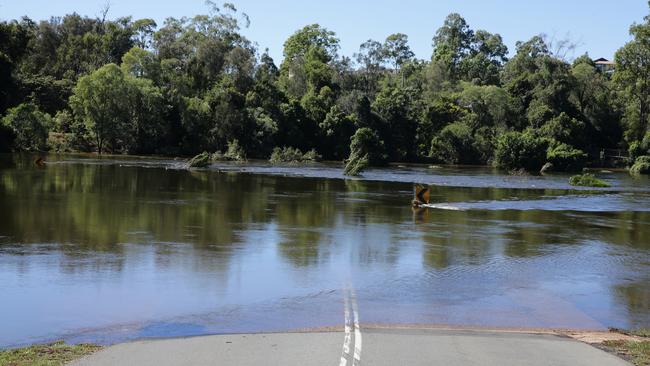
[2, 2, 650, 173]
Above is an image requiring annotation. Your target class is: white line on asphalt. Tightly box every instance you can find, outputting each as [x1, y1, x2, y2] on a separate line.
[351, 288, 362, 366]
[339, 288, 352, 366]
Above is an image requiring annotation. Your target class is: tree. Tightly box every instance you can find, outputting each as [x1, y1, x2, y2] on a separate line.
[354, 39, 386, 94]
[1, 102, 51, 151]
[494, 130, 549, 172]
[70, 63, 165, 154]
[384, 33, 414, 71]
[282, 24, 339, 63]
[279, 24, 339, 100]
[432, 13, 474, 79]
[70, 64, 130, 154]
[429, 121, 479, 164]
[344, 127, 386, 175]
[614, 6, 650, 143]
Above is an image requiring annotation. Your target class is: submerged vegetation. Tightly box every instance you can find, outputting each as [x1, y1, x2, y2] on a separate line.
[630, 156, 650, 175]
[569, 173, 611, 188]
[269, 147, 320, 164]
[187, 151, 212, 168]
[0, 341, 102, 366]
[1, 2, 650, 174]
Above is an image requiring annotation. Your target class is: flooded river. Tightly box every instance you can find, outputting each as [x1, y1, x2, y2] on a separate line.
[0, 154, 649, 347]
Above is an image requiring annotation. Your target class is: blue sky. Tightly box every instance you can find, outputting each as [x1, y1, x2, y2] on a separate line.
[0, 0, 646, 63]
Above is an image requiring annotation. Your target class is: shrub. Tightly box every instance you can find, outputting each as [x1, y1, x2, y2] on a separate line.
[213, 140, 246, 161]
[269, 147, 321, 164]
[569, 173, 611, 187]
[1, 102, 51, 151]
[344, 128, 386, 176]
[546, 143, 587, 172]
[187, 151, 211, 168]
[343, 153, 369, 176]
[429, 122, 479, 164]
[629, 132, 650, 162]
[539, 112, 586, 147]
[630, 156, 650, 175]
[494, 130, 549, 172]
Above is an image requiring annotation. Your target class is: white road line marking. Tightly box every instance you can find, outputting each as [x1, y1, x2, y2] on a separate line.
[339, 288, 352, 366]
[350, 288, 362, 366]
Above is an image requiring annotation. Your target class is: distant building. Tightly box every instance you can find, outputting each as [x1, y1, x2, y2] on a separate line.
[594, 58, 615, 74]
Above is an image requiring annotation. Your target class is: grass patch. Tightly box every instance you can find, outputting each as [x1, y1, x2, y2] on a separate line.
[569, 173, 611, 188]
[602, 340, 650, 366]
[0, 341, 102, 366]
[611, 328, 650, 338]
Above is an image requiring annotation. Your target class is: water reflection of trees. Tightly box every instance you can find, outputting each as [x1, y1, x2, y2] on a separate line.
[614, 281, 650, 328]
[1, 161, 649, 278]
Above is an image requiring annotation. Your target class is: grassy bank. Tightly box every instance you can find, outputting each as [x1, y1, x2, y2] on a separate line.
[600, 329, 650, 366]
[0, 341, 102, 366]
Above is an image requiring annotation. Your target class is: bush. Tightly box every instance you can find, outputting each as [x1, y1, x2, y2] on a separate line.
[546, 143, 587, 172]
[187, 151, 211, 168]
[494, 130, 549, 172]
[569, 173, 611, 187]
[539, 112, 586, 147]
[343, 153, 369, 176]
[344, 128, 386, 176]
[269, 147, 321, 164]
[213, 140, 246, 162]
[630, 156, 650, 175]
[629, 132, 650, 162]
[429, 122, 479, 164]
[1, 102, 51, 151]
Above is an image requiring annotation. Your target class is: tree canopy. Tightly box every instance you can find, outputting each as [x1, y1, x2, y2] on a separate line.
[0, 3, 645, 174]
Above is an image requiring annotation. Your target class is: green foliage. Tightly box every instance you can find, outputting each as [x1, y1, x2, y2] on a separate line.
[1, 102, 51, 151]
[539, 112, 586, 148]
[429, 122, 478, 164]
[70, 64, 166, 154]
[630, 156, 650, 175]
[269, 146, 321, 164]
[494, 130, 549, 172]
[343, 153, 369, 176]
[614, 14, 650, 143]
[0, 4, 646, 166]
[569, 173, 611, 187]
[546, 143, 587, 172]
[629, 132, 650, 161]
[187, 151, 211, 168]
[213, 139, 247, 161]
[432, 13, 507, 84]
[344, 127, 385, 175]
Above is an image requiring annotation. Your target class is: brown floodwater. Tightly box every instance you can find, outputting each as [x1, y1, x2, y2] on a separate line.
[0, 154, 648, 347]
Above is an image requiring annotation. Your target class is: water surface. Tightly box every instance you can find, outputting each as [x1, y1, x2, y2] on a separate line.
[0, 154, 648, 347]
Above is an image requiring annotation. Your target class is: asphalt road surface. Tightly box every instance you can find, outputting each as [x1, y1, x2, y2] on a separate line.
[71, 328, 629, 366]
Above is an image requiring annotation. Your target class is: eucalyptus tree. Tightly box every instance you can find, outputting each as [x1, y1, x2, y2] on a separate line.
[614, 5, 650, 143]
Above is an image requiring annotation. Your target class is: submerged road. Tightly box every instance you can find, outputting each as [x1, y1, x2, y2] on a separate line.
[71, 328, 629, 366]
[71, 287, 630, 366]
